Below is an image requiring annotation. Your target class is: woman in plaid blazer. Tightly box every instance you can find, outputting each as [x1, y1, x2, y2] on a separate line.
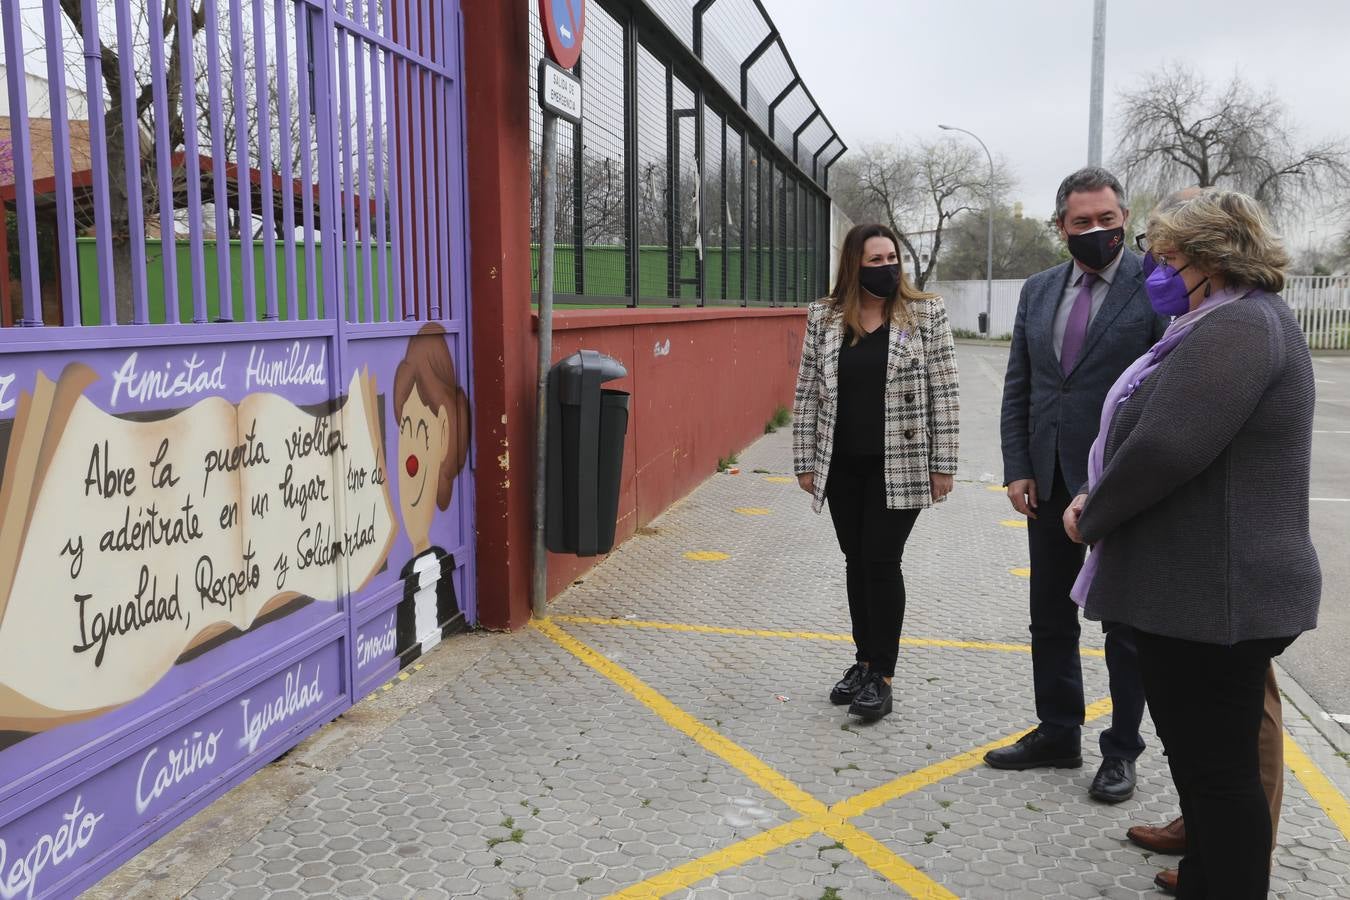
[792, 223, 960, 721]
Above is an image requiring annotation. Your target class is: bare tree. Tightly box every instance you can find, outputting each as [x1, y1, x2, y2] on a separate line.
[941, 204, 1067, 280]
[833, 139, 1013, 290]
[1336, 230, 1350, 274]
[26, 2, 324, 319]
[48, 0, 208, 320]
[579, 154, 624, 246]
[1114, 63, 1350, 220]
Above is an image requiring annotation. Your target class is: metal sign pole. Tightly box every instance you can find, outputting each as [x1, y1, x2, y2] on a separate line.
[1088, 0, 1107, 167]
[532, 110, 559, 618]
[533, 0, 585, 619]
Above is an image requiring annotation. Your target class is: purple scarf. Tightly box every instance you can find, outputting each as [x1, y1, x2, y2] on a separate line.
[1070, 286, 1252, 608]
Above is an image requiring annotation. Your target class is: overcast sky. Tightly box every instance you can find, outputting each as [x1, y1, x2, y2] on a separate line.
[770, 0, 1350, 243]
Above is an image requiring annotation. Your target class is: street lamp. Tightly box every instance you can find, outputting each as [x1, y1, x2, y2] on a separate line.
[939, 124, 994, 336]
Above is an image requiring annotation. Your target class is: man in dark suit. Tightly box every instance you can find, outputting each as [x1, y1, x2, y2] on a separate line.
[987, 167, 1168, 802]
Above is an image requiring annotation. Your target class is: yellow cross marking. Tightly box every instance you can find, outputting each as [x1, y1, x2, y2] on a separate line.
[535, 618, 957, 898]
[550, 614, 1107, 658]
[531, 618, 1350, 897]
[607, 818, 822, 899]
[683, 550, 730, 562]
[823, 823, 959, 899]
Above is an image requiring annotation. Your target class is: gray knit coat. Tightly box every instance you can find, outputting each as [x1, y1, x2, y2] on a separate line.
[1077, 291, 1321, 645]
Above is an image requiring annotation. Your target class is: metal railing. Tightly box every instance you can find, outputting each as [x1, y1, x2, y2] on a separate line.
[2, 0, 461, 329]
[526, 0, 845, 308]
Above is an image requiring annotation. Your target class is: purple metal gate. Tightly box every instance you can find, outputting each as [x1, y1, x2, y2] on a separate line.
[0, 0, 473, 895]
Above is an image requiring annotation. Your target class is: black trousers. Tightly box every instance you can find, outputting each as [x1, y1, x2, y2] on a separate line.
[826, 454, 921, 678]
[1027, 468, 1145, 759]
[1136, 630, 1295, 899]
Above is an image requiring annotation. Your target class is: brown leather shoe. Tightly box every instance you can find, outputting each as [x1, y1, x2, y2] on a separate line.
[1127, 816, 1186, 854]
[1153, 868, 1178, 895]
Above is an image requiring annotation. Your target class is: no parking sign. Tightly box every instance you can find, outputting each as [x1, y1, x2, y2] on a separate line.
[539, 0, 586, 70]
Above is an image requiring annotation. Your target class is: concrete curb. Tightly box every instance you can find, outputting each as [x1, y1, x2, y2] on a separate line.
[954, 337, 1012, 348]
[1275, 659, 1350, 756]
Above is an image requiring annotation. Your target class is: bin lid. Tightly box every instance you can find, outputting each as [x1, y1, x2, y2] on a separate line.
[553, 350, 627, 402]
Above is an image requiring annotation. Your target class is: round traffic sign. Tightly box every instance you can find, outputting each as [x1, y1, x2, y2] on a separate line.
[539, 0, 586, 70]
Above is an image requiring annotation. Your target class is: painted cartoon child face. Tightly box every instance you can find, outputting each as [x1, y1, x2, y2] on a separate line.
[398, 385, 450, 554]
[392, 322, 470, 556]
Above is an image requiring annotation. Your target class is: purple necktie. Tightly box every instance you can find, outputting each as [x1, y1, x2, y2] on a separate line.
[1060, 272, 1098, 375]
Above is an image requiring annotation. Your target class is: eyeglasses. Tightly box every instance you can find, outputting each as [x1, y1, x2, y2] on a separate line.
[1135, 234, 1151, 253]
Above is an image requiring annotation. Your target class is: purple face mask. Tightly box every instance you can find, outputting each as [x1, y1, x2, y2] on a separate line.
[1140, 251, 1158, 278]
[1144, 261, 1208, 316]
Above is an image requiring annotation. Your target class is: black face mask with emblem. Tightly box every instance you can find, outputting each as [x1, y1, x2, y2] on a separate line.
[858, 263, 900, 299]
[1065, 226, 1124, 271]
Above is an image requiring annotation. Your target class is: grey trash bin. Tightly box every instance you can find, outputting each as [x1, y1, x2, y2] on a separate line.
[545, 350, 630, 557]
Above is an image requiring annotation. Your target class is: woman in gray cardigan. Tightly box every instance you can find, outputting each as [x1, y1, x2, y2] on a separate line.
[1062, 190, 1320, 899]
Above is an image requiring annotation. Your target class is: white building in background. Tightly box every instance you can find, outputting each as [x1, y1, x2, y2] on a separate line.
[0, 61, 89, 120]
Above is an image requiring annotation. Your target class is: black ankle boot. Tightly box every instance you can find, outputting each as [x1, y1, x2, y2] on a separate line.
[830, 663, 869, 705]
[848, 673, 892, 721]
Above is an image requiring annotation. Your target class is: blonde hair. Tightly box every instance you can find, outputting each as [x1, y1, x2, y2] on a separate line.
[1147, 189, 1290, 293]
[829, 223, 933, 344]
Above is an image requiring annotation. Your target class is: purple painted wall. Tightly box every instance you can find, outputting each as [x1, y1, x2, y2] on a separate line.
[0, 0, 473, 893]
[0, 320, 473, 898]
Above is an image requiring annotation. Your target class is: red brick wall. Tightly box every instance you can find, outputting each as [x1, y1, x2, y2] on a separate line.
[544, 307, 807, 598]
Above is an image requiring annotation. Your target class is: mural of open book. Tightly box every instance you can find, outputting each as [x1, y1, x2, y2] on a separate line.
[0, 365, 396, 737]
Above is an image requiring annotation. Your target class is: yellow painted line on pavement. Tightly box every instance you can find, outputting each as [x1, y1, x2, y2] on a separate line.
[541, 617, 1116, 897]
[607, 816, 819, 899]
[1283, 732, 1350, 840]
[824, 822, 958, 899]
[831, 697, 1113, 819]
[552, 615, 853, 642]
[533, 618, 828, 818]
[683, 550, 730, 561]
[607, 700, 1114, 899]
[986, 485, 1005, 492]
[1010, 567, 1031, 578]
[763, 476, 795, 483]
[539, 618, 961, 898]
[1000, 519, 1028, 529]
[549, 615, 1110, 657]
[904, 637, 1032, 655]
[734, 507, 772, 516]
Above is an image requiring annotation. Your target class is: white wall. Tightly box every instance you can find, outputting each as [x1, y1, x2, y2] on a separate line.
[925, 279, 1024, 337]
[0, 64, 88, 120]
[829, 201, 853, 293]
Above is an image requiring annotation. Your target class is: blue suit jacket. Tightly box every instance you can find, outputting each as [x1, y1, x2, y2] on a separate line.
[1000, 252, 1169, 499]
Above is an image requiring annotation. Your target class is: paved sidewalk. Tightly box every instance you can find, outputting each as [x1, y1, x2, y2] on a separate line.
[97, 360, 1350, 898]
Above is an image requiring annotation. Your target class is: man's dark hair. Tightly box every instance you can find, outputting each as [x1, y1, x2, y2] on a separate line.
[1054, 167, 1128, 223]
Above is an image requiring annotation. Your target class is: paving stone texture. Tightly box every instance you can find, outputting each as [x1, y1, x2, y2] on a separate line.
[173, 344, 1350, 898]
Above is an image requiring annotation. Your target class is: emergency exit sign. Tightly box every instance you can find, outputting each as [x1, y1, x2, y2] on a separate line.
[538, 58, 583, 125]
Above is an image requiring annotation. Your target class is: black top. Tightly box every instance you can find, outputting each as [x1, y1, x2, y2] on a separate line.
[833, 323, 889, 456]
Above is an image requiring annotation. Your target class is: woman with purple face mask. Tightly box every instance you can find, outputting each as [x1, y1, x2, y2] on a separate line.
[1062, 190, 1321, 899]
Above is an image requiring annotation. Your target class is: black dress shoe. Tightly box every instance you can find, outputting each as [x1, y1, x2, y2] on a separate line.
[983, 728, 1082, 770]
[1089, 756, 1136, 803]
[848, 673, 892, 721]
[830, 663, 869, 705]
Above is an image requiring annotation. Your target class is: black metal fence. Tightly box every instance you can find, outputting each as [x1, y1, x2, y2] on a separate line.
[528, 0, 845, 307]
